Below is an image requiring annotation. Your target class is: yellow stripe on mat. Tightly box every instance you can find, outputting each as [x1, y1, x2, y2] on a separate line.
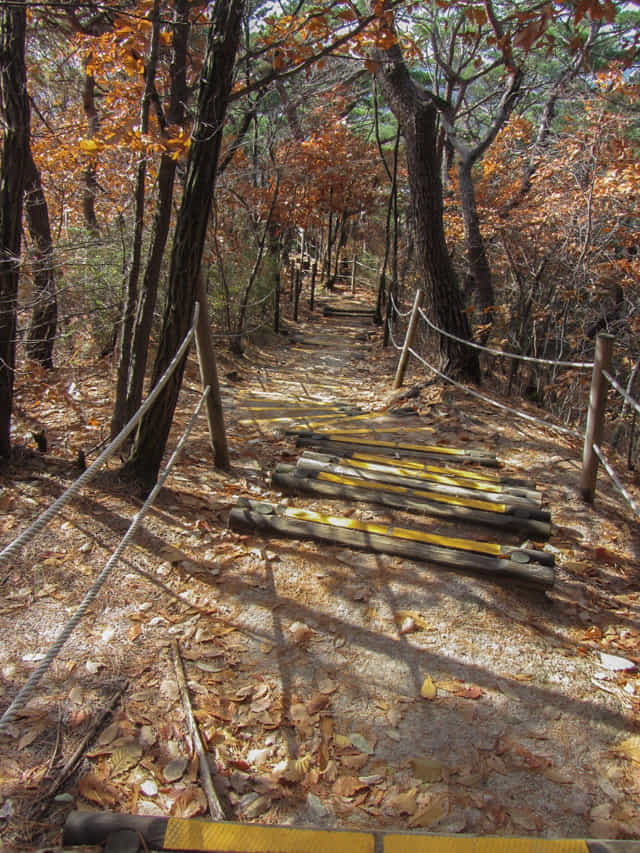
[352, 453, 502, 482]
[283, 507, 501, 556]
[317, 435, 468, 455]
[344, 458, 503, 493]
[164, 819, 374, 852]
[316, 471, 506, 514]
[384, 838, 588, 853]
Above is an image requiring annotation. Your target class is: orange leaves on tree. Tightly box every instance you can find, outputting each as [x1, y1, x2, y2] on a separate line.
[574, 0, 617, 25]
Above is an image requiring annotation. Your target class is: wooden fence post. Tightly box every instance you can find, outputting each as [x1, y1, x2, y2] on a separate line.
[310, 260, 317, 311]
[393, 289, 424, 390]
[194, 284, 230, 471]
[580, 332, 614, 502]
[351, 259, 356, 295]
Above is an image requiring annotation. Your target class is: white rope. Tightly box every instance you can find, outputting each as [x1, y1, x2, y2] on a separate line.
[407, 343, 583, 437]
[0, 387, 210, 735]
[593, 443, 640, 521]
[388, 291, 413, 318]
[0, 304, 200, 570]
[418, 307, 594, 370]
[355, 260, 379, 273]
[387, 316, 581, 437]
[602, 369, 640, 419]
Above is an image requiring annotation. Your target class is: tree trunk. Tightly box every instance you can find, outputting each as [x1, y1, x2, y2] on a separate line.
[458, 158, 494, 319]
[111, 0, 161, 439]
[376, 61, 479, 382]
[24, 147, 57, 369]
[122, 0, 244, 492]
[121, 0, 191, 428]
[0, 1, 29, 458]
[81, 69, 100, 236]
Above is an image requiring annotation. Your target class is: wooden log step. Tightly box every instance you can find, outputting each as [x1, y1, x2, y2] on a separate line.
[322, 305, 377, 317]
[297, 453, 542, 506]
[229, 500, 555, 588]
[295, 432, 500, 467]
[318, 449, 535, 488]
[272, 466, 551, 538]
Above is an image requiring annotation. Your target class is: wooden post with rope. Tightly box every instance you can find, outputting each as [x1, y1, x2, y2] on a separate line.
[393, 289, 424, 390]
[580, 332, 614, 502]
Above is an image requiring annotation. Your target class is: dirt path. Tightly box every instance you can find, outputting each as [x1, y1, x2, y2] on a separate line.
[1, 309, 640, 848]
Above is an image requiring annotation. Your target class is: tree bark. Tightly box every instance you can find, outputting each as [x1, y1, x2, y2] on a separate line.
[122, 0, 244, 492]
[121, 0, 191, 428]
[81, 68, 99, 236]
[458, 159, 493, 316]
[0, 2, 29, 458]
[24, 146, 57, 369]
[375, 59, 479, 382]
[111, 0, 161, 439]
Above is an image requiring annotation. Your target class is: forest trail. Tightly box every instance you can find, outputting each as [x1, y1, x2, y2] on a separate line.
[2, 305, 640, 849]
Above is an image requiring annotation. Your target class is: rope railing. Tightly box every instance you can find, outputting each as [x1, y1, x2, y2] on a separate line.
[388, 292, 413, 318]
[593, 443, 640, 521]
[0, 387, 211, 735]
[392, 295, 638, 513]
[0, 303, 200, 571]
[602, 369, 640, 418]
[417, 304, 594, 369]
[387, 315, 582, 438]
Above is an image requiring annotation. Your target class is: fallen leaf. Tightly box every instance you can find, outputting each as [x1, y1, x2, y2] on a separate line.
[97, 721, 120, 746]
[290, 621, 313, 643]
[421, 675, 437, 700]
[128, 624, 142, 642]
[613, 735, 640, 764]
[17, 727, 41, 751]
[455, 686, 484, 700]
[172, 787, 207, 818]
[111, 742, 142, 777]
[509, 806, 541, 831]
[386, 788, 418, 815]
[332, 775, 368, 798]
[348, 732, 374, 754]
[408, 794, 448, 828]
[78, 773, 119, 807]
[394, 610, 430, 631]
[410, 757, 444, 783]
[307, 692, 329, 714]
[340, 753, 369, 771]
[163, 758, 188, 782]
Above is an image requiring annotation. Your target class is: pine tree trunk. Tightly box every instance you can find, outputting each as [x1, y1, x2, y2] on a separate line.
[458, 158, 494, 321]
[111, 0, 161, 439]
[376, 63, 480, 382]
[24, 147, 57, 369]
[122, 0, 190, 426]
[0, 2, 29, 458]
[122, 0, 244, 492]
[81, 70, 100, 236]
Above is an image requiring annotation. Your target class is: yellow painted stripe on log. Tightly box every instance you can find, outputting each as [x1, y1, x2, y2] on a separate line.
[317, 435, 468, 455]
[344, 458, 503, 494]
[352, 452, 502, 482]
[316, 471, 507, 514]
[384, 837, 588, 853]
[283, 507, 501, 556]
[306, 423, 435, 434]
[164, 819, 374, 852]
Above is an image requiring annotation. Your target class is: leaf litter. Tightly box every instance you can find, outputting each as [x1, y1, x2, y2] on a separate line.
[1, 309, 640, 849]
